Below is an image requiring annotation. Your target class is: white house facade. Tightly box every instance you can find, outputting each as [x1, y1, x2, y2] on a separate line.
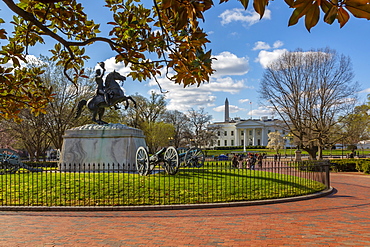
[211, 117, 286, 150]
[210, 98, 287, 151]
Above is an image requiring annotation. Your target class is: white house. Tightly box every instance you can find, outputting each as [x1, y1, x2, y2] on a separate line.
[358, 140, 370, 149]
[210, 99, 287, 151]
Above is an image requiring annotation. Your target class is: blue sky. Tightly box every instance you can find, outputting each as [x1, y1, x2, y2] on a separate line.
[1, 0, 370, 122]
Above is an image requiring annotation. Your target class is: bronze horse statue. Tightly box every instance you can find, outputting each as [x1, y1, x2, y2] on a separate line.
[75, 71, 136, 125]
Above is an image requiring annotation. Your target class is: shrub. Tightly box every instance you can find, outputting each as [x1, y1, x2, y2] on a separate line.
[23, 161, 58, 168]
[355, 159, 370, 174]
[330, 159, 370, 173]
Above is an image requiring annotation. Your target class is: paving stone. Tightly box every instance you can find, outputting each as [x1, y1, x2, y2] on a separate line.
[0, 173, 369, 246]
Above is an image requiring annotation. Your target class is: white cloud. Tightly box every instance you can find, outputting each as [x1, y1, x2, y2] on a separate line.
[147, 68, 248, 111]
[213, 51, 249, 77]
[249, 106, 274, 117]
[273, 40, 284, 49]
[253, 41, 271, 51]
[98, 57, 131, 76]
[255, 49, 287, 68]
[213, 104, 245, 113]
[219, 8, 271, 26]
[99, 51, 251, 112]
[239, 98, 250, 103]
[360, 88, 370, 93]
[3, 55, 45, 68]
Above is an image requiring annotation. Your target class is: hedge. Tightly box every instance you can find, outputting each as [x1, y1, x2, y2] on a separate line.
[330, 159, 370, 174]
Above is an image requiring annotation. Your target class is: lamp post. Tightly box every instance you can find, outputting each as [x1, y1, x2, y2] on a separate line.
[168, 137, 174, 146]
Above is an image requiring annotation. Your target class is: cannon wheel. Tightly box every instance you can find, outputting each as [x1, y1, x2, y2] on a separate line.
[177, 147, 187, 166]
[185, 147, 205, 168]
[0, 149, 21, 174]
[135, 146, 150, 176]
[163, 146, 179, 175]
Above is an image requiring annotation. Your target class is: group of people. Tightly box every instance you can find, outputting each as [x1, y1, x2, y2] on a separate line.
[231, 153, 264, 170]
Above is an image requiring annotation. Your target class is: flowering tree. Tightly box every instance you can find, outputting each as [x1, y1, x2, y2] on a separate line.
[267, 131, 285, 154]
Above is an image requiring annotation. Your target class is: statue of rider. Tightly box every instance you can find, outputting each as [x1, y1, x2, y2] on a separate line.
[95, 62, 119, 110]
[95, 62, 106, 98]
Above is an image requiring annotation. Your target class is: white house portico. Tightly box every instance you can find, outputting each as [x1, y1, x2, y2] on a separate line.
[211, 99, 286, 151]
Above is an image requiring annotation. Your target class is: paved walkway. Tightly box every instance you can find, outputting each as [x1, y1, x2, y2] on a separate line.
[0, 172, 369, 246]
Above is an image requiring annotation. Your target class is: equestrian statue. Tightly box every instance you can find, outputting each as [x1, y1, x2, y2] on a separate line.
[75, 62, 136, 125]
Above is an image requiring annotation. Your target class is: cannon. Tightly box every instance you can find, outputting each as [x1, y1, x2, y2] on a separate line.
[135, 146, 179, 176]
[177, 147, 205, 168]
[0, 149, 43, 175]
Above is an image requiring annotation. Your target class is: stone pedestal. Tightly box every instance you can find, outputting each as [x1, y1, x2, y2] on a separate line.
[295, 149, 302, 161]
[59, 123, 146, 171]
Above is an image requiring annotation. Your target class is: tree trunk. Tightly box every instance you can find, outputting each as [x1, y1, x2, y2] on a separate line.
[302, 146, 317, 160]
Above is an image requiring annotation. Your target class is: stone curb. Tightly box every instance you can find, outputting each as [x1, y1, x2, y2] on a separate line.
[0, 187, 334, 212]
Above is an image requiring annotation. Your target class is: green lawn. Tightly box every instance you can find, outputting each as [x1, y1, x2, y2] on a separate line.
[0, 166, 326, 206]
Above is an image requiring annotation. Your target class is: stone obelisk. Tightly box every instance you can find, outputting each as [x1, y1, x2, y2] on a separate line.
[225, 98, 230, 122]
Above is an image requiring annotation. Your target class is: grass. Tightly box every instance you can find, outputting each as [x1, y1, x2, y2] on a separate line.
[0, 164, 326, 207]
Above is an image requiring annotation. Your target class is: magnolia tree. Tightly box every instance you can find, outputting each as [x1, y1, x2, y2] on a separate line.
[1, 0, 370, 120]
[267, 131, 285, 154]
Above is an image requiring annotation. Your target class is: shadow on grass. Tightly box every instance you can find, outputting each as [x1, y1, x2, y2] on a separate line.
[155, 168, 324, 192]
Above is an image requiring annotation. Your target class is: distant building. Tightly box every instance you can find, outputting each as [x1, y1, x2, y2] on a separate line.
[358, 140, 370, 149]
[210, 99, 287, 151]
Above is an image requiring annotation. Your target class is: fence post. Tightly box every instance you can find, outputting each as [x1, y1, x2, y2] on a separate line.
[324, 161, 330, 189]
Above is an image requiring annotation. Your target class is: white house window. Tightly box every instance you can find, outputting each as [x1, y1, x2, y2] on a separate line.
[217, 140, 220, 146]
[217, 131, 220, 136]
[231, 131, 234, 136]
[224, 140, 227, 146]
[224, 131, 227, 136]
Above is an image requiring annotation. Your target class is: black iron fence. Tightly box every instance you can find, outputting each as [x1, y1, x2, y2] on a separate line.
[0, 159, 330, 208]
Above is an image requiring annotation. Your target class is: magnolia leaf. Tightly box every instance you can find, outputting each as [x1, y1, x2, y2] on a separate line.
[253, 0, 268, 18]
[320, 0, 332, 14]
[289, 7, 304, 26]
[337, 7, 350, 27]
[346, 2, 370, 19]
[284, 0, 294, 7]
[324, 5, 338, 24]
[305, 3, 320, 31]
[240, 0, 250, 10]
[0, 29, 7, 39]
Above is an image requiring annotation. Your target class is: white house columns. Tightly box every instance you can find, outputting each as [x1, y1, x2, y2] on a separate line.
[211, 118, 281, 149]
[239, 127, 263, 151]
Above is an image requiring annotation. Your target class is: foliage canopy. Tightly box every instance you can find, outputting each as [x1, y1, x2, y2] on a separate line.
[1, 0, 370, 120]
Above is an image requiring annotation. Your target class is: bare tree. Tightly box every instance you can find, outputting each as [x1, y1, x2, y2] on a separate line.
[260, 48, 359, 160]
[124, 92, 167, 129]
[37, 56, 96, 150]
[5, 110, 51, 161]
[187, 108, 217, 148]
[162, 110, 191, 148]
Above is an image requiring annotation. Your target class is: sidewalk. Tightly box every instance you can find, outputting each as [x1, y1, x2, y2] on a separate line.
[0, 172, 369, 246]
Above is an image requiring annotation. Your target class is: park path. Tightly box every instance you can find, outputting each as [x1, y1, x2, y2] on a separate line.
[0, 172, 369, 246]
